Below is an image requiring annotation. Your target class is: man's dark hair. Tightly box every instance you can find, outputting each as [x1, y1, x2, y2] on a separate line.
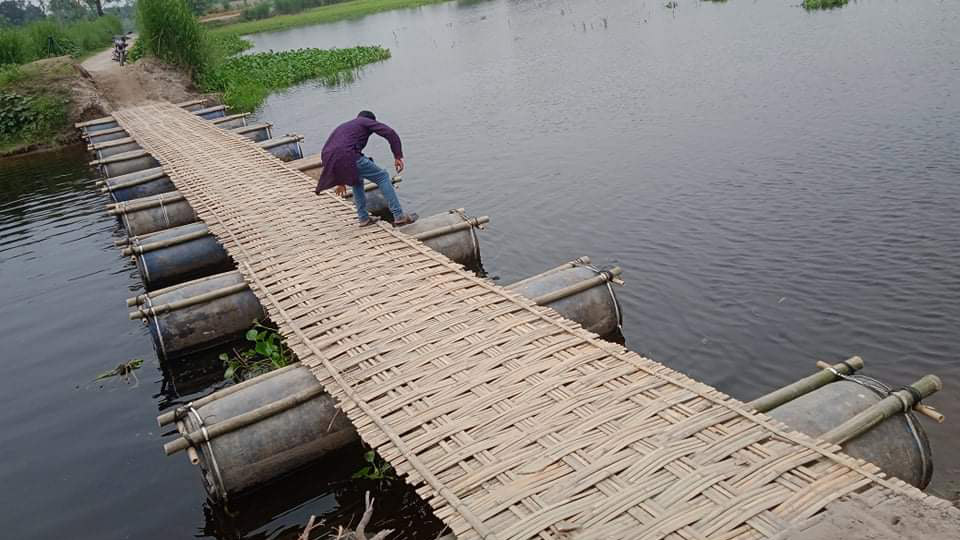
[358, 110, 376, 121]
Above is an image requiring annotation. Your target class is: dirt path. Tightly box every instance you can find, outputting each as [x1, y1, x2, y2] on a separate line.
[80, 38, 212, 111]
[81, 38, 145, 109]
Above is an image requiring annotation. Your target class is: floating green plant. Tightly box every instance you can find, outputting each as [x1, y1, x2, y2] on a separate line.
[199, 46, 391, 112]
[220, 321, 291, 381]
[802, 0, 849, 10]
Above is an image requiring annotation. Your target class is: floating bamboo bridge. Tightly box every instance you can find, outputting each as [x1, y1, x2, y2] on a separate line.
[91, 102, 957, 539]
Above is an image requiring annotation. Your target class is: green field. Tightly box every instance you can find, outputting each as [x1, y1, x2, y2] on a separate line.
[211, 0, 449, 37]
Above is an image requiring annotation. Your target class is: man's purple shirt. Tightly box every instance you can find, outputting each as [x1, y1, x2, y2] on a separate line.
[314, 116, 403, 193]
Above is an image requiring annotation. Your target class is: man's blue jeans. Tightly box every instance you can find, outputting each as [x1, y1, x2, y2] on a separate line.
[353, 155, 403, 221]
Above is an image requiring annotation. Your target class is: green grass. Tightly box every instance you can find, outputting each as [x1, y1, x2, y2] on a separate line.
[200, 45, 390, 111]
[802, 0, 849, 9]
[0, 16, 121, 66]
[211, 0, 449, 36]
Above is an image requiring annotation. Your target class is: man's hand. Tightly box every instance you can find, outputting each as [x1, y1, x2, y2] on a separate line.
[395, 158, 405, 174]
[334, 185, 347, 197]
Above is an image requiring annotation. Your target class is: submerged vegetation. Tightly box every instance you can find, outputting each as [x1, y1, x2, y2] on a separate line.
[135, 0, 391, 111]
[0, 16, 122, 66]
[802, 0, 849, 9]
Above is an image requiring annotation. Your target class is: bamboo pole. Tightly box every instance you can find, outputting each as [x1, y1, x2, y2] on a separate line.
[90, 148, 150, 166]
[212, 113, 248, 126]
[176, 421, 201, 464]
[108, 192, 185, 215]
[164, 384, 327, 455]
[129, 282, 249, 320]
[99, 170, 167, 193]
[88, 136, 138, 151]
[157, 363, 303, 426]
[127, 271, 237, 307]
[506, 257, 592, 290]
[531, 267, 622, 305]
[261, 134, 304, 149]
[233, 122, 273, 134]
[412, 217, 490, 242]
[821, 375, 943, 445]
[122, 229, 211, 256]
[748, 356, 865, 413]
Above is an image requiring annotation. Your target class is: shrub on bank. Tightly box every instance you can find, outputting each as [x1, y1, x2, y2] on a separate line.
[136, 0, 210, 73]
[0, 91, 67, 148]
[243, 3, 271, 20]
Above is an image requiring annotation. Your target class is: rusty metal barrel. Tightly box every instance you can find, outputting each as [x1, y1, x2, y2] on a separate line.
[767, 376, 934, 489]
[125, 222, 233, 290]
[157, 259, 627, 500]
[111, 192, 197, 237]
[129, 270, 264, 360]
[506, 258, 623, 337]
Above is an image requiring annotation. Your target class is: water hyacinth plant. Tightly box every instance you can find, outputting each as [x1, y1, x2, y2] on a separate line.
[200, 46, 391, 111]
[802, 0, 849, 9]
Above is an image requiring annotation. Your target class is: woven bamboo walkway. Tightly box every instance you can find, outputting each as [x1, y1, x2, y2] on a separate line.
[113, 103, 951, 539]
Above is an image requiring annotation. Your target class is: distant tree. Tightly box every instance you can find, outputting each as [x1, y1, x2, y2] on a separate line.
[85, 0, 104, 16]
[0, 0, 46, 25]
[48, 0, 90, 20]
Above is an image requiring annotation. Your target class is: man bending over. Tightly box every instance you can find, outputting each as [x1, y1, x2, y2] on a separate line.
[314, 110, 418, 226]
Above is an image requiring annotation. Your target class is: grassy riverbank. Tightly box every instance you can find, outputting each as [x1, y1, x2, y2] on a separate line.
[210, 0, 449, 36]
[0, 58, 103, 156]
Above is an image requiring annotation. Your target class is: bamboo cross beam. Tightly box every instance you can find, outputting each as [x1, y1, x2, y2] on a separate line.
[748, 356, 864, 413]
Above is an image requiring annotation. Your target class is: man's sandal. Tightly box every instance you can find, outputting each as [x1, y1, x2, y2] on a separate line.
[358, 216, 381, 227]
[393, 213, 419, 226]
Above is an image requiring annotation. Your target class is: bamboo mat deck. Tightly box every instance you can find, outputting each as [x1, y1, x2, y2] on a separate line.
[113, 103, 949, 540]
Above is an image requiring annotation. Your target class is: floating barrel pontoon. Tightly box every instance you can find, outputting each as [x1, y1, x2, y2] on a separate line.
[211, 113, 249, 130]
[90, 123, 273, 160]
[506, 257, 623, 337]
[99, 167, 174, 203]
[398, 209, 489, 270]
[766, 373, 937, 489]
[93, 134, 304, 178]
[129, 270, 264, 360]
[110, 192, 196, 237]
[260, 135, 304, 162]
[195, 105, 227, 121]
[123, 222, 233, 290]
[290, 154, 323, 179]
[157, 259, 626, 500]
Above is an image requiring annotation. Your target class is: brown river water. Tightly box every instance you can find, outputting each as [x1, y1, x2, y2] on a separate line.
[1, 0, 958, 538]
